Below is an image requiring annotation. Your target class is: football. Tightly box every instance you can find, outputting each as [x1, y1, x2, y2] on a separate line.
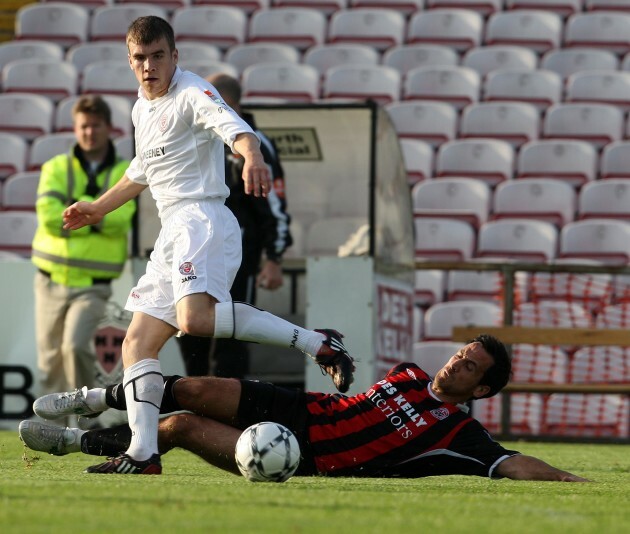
[234, 422, 301, 483]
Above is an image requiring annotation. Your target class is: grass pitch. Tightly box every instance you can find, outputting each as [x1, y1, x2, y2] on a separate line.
[0, 430, 628, 533]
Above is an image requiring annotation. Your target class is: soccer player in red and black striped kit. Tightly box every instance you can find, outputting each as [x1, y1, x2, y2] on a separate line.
[21, 334, 589, 481]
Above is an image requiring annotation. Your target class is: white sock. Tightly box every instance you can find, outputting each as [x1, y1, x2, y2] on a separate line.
[123, 359, 163, 461]
[213, 301, 326, 356]
[85, 388, 107, 412]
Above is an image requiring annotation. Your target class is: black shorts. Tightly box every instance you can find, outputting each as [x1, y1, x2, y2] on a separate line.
[236, 380, 317, 476]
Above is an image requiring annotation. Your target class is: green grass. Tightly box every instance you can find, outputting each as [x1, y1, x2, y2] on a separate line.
[1, 430, 628, 533]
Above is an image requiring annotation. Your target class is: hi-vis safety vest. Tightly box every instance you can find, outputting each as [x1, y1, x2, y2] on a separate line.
[32, 150, 135, 288]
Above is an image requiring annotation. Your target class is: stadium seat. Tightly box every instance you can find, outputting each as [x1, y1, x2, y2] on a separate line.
[178, 60, 239, 80]
[560, 219, 630, 265]
[403, 65, 481, 111]
[426, 0, 503, 17]
[512, 343, 569, 384]
[0, 40, 63, 71]
[55, 95, 132, 138]
[81, 60, 140, 103]
[28, 132, 77, 171]
[407, 9, 484, 53]
[0, 133, 27, 181]
[543, 393, 629, 438]
[304, 216, 367, 256]
[529, 258, 614, 314]
[385, 101, 458, 148]
[411, 341, 461, 377]
[566, 71, 630, 112]
[505, 0, 582, 18]
[327, 8, 406, 52]
[414, 270, 447, 308]
[0, 210, 38, 257]
[517, 139, 598, 187]
[446, 258, 529, 303]
[570, 346, 630, 384]
[477, 219, 558, 263]
[382, 45, 459, 78]
[0, 93, 54, 142]
[483, 69, 562, 112]
[2, 59, 78, 104]
[600, 141, 630, 179]
[176, 42, 222, 66]
[564, 12, 630, 55]
[90, 4, 168, 42]
[171, 6, 247, 49]
[349, 0, 423, 17]
[459, 102, 540, 148]
[435, 138, 515, 187]
[14, 3, 89, 48]
[322, 65, 401, 104]
[578, 179, 630, 221]
[399, 139, 435, 186]
[540, 47, 619, 81]
[65, 42, 129, 75]
[413, 218, 476, 262]
[241, 63, 320, 102]
[114, 135, 135, 161]
[485, 10, 563, 54]
[0, 171, 40, 211]
[514, 301, 593, 329]
[423, 300, 503, 341]
[473, 393, 544, 435]
[248, 8, 327, 51]
[595, 302, 630, 329]
[303, 44, 380, 79]
[193, 0, 269, 15]
[412, 178, 491, 229]
[462, 45, 538, 78]
[272, 0, 346, 17]
[542, 103, 624, 150]
[493, 179, 577, 227]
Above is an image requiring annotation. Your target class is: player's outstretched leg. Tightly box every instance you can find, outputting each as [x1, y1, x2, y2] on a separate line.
[19, 421, 84, 456]
[311, 329, 356, 393]
[33, 386, 105, 419]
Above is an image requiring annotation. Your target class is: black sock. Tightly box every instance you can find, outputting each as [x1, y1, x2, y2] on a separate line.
[104, 375, 183, 414]
[80, 424, 132, 456]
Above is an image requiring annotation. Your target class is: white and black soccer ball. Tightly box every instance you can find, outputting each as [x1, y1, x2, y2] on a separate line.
[235, 422, 300, 483]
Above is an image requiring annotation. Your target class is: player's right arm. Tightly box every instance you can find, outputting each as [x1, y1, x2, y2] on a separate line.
[63, 174, 146, 230]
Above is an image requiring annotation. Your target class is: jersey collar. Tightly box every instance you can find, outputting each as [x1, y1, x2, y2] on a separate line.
[427, 382, 470, 414]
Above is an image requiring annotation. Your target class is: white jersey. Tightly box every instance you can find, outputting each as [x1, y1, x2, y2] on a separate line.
[126, 67, 256, 218]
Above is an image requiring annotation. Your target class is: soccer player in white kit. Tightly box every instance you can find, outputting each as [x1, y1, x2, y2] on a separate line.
[59, 16, 355, 474]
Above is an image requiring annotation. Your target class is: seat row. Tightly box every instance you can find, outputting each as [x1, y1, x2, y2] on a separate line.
[15, 4, 630, 55]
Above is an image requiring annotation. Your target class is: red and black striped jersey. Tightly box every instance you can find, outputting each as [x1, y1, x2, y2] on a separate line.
[305, 362, 518, 478]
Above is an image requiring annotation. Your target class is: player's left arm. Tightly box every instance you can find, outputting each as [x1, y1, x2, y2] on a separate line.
[233, 132, 270, 198]
[495, 454, 591, 482]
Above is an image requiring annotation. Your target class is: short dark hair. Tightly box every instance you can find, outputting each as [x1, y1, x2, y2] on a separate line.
[206, 74, 242, 104]
[127, 16, 175, 53]
[72, 95, 111, 126]
[472, 334, 512, 399]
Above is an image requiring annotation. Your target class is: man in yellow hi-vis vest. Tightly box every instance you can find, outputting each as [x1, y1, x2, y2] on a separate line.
[32, 95, 136, 399]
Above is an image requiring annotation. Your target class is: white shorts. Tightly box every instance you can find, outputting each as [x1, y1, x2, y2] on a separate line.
[125, 198, 242, 328]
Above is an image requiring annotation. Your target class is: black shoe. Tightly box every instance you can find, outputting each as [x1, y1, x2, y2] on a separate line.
[313, 329, 355, 393]
[84, 453, 162, 475]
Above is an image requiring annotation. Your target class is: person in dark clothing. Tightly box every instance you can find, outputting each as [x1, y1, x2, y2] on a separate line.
[176, 74, 292, 378]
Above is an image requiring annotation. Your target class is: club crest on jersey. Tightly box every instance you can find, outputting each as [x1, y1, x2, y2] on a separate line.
[203, 89, 228, 111]
[158, 112, 169, 132]
[179, 262, 197, 282]
[430, 407, 450, 420]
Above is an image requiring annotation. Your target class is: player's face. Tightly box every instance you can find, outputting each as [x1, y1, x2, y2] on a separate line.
[73, 112, 112, 159]
[128, 37, 178, 100]
[433, 342, 493, 400]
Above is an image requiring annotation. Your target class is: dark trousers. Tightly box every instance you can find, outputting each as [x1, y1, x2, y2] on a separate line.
[176, 268, 256, 378]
